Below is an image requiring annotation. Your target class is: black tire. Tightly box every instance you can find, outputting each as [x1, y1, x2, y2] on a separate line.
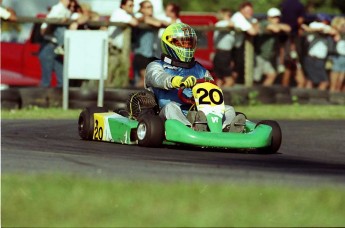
[137, 115, 165, 147]
[329, 92, 345, 105]
[103, 101, 127, 111]
[78, 106, 108, 140]
[251, 86, 276, 104]
[104, 88, 140, 102]
[69, 100, 98, 109]
[1, 100, 21, 110]
[1, 88, 21, 102]
[223, 87, 249, 105]
[69, 88, 98, 101]
[19, 88, 50, 108]
[1, 88, 22, 109]
[256, 120, 282, 154]
[290, 88, 309, 104]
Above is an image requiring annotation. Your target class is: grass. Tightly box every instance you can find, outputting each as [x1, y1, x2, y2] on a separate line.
[1, 105, 345, 120]
[2, 174, 345, 227]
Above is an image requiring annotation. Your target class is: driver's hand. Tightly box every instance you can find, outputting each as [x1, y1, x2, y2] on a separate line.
[171, 76, 197, 88]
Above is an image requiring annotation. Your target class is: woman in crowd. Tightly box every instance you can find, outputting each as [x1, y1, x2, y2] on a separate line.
[330, 16, 345, 92]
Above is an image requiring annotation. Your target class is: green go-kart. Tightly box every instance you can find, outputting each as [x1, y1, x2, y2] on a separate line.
[78, 79, 282, 153]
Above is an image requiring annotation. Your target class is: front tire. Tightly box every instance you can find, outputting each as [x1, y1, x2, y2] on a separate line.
[137, 115, 165, 147]
[256, 120, 282, 154]
[78, 106, 108, 140]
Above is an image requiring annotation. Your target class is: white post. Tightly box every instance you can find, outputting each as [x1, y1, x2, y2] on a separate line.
[97, 39, 107, 107]
[63, 37, 70, 110]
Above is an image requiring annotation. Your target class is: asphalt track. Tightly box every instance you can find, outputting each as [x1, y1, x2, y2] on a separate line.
[2, 119, 345, 185]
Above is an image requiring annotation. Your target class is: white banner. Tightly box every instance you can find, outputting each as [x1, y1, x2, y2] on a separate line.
[64, 30, 108, 80]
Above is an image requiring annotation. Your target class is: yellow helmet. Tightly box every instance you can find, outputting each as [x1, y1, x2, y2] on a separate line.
[161, 23, 197, 63]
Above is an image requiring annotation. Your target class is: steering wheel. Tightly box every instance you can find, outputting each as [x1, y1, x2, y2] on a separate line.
[177, 78, 216, 104]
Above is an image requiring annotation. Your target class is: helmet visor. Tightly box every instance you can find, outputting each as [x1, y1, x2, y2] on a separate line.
[167, 36, 197, 49]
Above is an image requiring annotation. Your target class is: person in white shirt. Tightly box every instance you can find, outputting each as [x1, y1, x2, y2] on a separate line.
[107, 0, 138, 88]
[108, 0, 138, 50]
[231, 1, 258, 46]
[230, 1, 258, 84]
[0, 0, 16, 21]
[213, 8, 235, 87]
[38, 0, 72, 88]
[0, 0, 17, 41]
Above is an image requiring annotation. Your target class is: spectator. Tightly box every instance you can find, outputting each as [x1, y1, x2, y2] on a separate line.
[280, 0, 306, 88]
[164, 2, 181, 23]
[107, 0, 138, 88]
[132, 0, 169, 88]
[254, 8, 291, 86]
[154, 2, 181, 58]
[0, 0, 18, 42]
[134, 0, 165, 19]
[54, 0, 86, 54]
[39, 0, 72, 88]
[230, 1, 259, 84]
[301, 14, 337, 90]
[330, 16, 345, 92]
[280, 0, 304, 37]
[213, 8, 235, 87]
[0, 0, 16, 21]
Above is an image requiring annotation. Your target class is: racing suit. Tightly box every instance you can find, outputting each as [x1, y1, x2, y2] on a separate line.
[145, 55, 236, 128]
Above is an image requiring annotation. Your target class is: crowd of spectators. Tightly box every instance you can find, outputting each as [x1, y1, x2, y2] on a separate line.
[212, 0, 345, 92]
[3, 0, 343, 92]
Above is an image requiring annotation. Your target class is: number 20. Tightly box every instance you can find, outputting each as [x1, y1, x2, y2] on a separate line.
[197, 88, 224, 105]
[94, 120, 103, 140]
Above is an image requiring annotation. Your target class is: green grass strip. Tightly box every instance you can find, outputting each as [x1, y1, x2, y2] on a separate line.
[2, 174, 345, 227]
[1, 105, 345, 120]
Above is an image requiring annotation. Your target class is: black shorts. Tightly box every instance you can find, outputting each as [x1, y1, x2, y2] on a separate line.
[133, 54, 152, 71]
[213, 50, 232, 79]
[304, 56, 328, 83]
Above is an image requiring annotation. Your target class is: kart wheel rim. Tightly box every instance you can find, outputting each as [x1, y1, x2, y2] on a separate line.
[137, 123, 147, 140]
[78, 117, 84, 132]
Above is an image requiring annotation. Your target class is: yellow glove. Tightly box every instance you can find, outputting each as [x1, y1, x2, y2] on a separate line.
[171, 76, 197, 88]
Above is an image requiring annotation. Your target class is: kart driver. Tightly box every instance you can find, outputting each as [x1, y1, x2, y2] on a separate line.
[145, 22, 245, 132]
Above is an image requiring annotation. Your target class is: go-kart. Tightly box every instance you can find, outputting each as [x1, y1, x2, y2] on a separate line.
[78, 79, 282, 153]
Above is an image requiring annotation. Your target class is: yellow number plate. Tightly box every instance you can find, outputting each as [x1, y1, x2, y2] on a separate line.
[192, 82, 224, 107]
[93, 114, 106, 140]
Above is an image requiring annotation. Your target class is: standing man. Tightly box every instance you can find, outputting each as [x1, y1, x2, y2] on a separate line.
[230, 1, 258, 84]
[132, 0, 168, 88]
[254, 8, 291, 86]
[107, 0, 138, 88]
[280, 0, 306, 87]
[213, 8, 235, 87]
[39, 0, 71, 88]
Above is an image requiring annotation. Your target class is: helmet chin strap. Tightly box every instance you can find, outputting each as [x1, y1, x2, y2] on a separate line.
[161, 54, 196, 69]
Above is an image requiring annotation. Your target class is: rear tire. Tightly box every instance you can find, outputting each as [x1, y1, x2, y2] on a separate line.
[137, 115, 165, 147]
[78, 106, 108, 140]
[256, 120, 282, 154]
